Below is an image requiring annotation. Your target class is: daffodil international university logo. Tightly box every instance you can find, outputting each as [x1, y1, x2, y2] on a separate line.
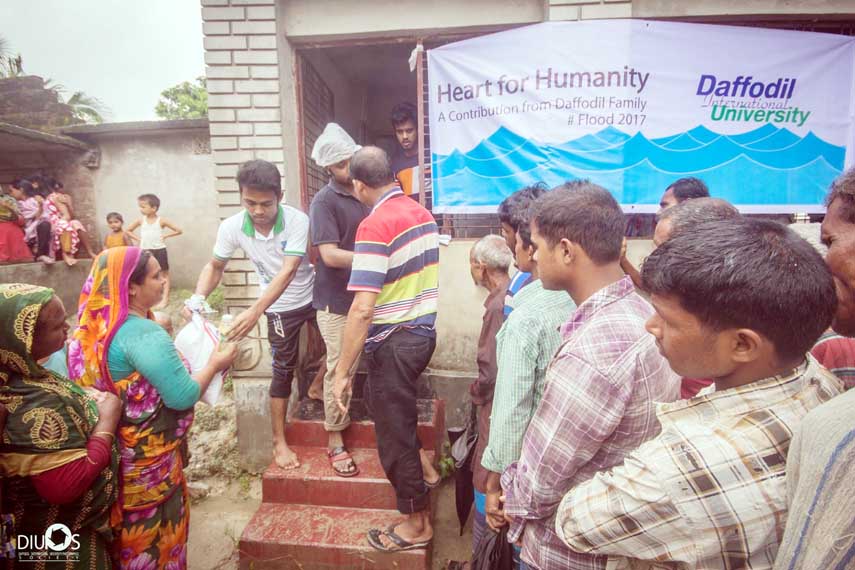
[15, 523, 80, 563]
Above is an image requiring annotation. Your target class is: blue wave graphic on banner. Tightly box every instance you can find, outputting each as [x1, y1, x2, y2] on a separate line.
[431, 125, 845, 208]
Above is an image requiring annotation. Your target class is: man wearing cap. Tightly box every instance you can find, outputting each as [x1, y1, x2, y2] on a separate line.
[309, 124, 371, 476]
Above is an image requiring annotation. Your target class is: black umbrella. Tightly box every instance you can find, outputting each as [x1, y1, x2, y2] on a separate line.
[472, 526, 514, 570]
[452, 406, 479, 535]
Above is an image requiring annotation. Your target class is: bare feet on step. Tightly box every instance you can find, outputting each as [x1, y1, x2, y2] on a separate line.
[274, 443, 300, 470]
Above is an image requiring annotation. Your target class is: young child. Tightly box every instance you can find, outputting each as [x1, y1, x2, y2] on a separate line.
[103, 212, 131, 250]
[42, 177, 97, 264]
[127, 193, 183, 308]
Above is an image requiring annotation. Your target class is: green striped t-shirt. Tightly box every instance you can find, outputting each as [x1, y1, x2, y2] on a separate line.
[481, 279, 576, 474]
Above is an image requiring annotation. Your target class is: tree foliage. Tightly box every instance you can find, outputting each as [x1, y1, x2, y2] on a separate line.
[45, 79, 109, 124]
[155, 76, 208, 120]
[66, 91, 109, 124]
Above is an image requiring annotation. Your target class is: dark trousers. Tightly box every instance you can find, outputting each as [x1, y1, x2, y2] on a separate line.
[266, 303, 315, 399]
[34, 221, 52, 257]
[365, 329, 436, 514]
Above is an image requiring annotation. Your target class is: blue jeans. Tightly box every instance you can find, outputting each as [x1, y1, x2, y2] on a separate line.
[472, 491, 487, 552]
[514, 546, 524, 569]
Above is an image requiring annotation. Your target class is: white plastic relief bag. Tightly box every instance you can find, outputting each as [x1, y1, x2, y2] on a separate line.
[174, 313, 225, 406]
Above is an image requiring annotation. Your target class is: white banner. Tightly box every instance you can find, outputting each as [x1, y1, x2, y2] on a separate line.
[427, 20, 855, 213]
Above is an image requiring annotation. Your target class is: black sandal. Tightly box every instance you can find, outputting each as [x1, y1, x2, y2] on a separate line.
[367, 524, 432, 552]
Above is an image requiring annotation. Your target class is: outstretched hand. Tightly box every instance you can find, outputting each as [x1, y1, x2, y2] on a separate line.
[227, 308, 261, 341]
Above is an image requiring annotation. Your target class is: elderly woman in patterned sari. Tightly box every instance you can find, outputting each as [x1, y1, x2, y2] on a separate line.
[0, 283, 122, 569]
[69, 247, 236, 570]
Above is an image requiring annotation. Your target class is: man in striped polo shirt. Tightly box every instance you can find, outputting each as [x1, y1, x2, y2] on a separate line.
[332, 146, 439, 552]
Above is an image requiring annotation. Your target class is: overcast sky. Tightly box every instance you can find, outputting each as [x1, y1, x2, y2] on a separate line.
[0, 0, 205, 122]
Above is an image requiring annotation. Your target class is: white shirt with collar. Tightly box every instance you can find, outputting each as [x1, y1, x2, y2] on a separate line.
[213, 204, 314, 313]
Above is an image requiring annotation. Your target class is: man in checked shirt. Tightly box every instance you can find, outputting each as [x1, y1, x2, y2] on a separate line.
[555, 217, 843, 570]
[499, 181, 681, 570]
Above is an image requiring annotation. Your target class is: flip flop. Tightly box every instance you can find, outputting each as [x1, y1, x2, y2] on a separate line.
[367, 524, 432, 552]
[328, 446, 359, 478]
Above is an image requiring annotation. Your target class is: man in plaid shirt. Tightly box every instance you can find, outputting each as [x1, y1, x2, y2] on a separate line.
[556, 217, 842, 570]
[499, 181, 681, 570]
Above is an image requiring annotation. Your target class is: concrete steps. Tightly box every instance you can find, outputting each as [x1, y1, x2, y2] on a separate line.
[285, 397, 445, 451]
[239, 398, 444, 569]
[262, 447, 436, 510]
[239, 503, 429, 570]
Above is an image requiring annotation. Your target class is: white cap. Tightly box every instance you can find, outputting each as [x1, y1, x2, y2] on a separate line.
[311, 123, 361, 168]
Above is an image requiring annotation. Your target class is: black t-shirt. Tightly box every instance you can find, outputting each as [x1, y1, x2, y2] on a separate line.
[309, 180, 370, 315]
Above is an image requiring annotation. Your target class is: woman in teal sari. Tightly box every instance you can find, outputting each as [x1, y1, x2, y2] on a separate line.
[0, 283, 122, 569]
[69, 247, 236, 570]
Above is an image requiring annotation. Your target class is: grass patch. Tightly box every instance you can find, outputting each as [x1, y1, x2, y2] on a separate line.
[238, 472, 252, 495]
[207, 286, 225, 313]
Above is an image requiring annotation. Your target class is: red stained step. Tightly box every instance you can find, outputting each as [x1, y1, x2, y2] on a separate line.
[286, 399, 446, 451]
[263, 447, 436, 510]
[239, 503, 430, 570]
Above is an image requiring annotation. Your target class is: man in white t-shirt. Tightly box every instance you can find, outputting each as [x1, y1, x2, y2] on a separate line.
[190, 159, 315, 470]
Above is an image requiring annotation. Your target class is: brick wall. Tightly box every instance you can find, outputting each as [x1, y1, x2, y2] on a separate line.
[548, 0, 633, 21]
[201, 0, 284, 381]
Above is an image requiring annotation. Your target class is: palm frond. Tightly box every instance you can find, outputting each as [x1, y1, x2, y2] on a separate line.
[66, 90, 110, 124]
[43, 77, 66, 95]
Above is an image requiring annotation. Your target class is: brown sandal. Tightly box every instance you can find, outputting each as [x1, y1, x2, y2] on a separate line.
[328, 446, 359, 477]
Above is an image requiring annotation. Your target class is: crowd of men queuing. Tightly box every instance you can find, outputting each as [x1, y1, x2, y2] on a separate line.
[2, 96, 855, 570]
[462, 172, 855, 570]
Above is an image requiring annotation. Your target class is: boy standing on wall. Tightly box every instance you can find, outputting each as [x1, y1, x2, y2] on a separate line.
[127, 193, 183, 308]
